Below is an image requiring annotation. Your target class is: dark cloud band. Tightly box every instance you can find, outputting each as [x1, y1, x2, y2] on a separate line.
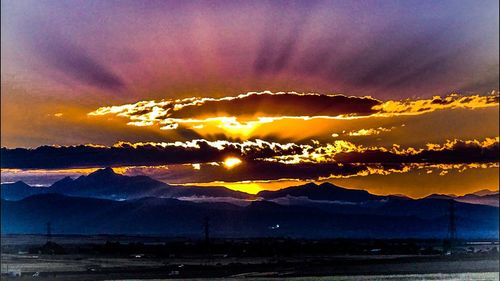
[88, 92, 499, 130]
[2, 138, 497, 170]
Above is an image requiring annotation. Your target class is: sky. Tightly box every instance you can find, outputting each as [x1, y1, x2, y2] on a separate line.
[1, 0, 499, 197]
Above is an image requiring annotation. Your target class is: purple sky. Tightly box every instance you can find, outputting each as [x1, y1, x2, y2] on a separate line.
[2, 0, 498, 103]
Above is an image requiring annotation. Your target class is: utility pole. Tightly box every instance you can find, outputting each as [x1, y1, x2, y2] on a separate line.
[445, 200, 457, 255]
[203, 216, 210, 245]
[46, 222, 52, 243]
[202, 216, 212, 261]
[448, 200, 457, 243]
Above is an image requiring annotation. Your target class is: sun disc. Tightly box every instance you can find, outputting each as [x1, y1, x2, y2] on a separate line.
[224, 157, 242, 169]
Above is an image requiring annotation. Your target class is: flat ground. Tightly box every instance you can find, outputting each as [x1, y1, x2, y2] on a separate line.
[1, 253, 499, 280]
[1, 236, 498, 280]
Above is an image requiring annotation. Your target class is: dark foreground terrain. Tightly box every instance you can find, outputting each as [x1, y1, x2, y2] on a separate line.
[1, 235, 498, 280]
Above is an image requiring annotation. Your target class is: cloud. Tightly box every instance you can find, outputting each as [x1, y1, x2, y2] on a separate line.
[253, 1, 315, 74]
[125, 162, 499, 184]
[1, 137, 497, 170]
[30, 29, 125, 91]
[0, 139, 301, 169]
[252, 1, 498, 97]
[373, 93, 499, 116]
[331, 137, 499, 165]
[4, 0, 498, 100]
[88, 91, 499, 130]
[48, 42, 125, 90]
[332, 126, 396, 138]
[89, 91, 381, 129]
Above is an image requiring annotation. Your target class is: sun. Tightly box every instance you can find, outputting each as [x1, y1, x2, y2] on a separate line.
[224, 157, 242, 169]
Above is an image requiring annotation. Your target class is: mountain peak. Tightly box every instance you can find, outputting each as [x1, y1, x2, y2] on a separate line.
[247, 200, 283, 210]
[15, 180, 31, 186]
[95, 167, 116, 174]
[295, 182, 343, 190]
[49, 176, 75, 189]
[425, 194, 455, 200]
[471, 189, 498, 196]
[258, 181, 376, 202]
[87, 167, 120, 178]
[301, 182, 319, 188]
[318, 182, 341, 189]
[58, 176, 74, 183]
[2, 181, 31, 188]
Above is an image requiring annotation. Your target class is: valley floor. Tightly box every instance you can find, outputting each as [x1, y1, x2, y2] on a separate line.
[1, 235, 499, 280]
[2, 252, 499, 280]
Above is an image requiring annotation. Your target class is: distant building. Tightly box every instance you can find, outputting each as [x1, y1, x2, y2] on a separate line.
[4, 269, 22, 277]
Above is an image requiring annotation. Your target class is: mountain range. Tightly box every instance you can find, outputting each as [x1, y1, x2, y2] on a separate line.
[426, 190, 499, 207]
[1, 167, 253, 201]
[2, 168, 497, 206]
[1, 168, 498, 238]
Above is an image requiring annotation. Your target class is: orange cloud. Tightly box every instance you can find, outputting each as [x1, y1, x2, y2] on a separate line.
[88, 91, 499, 133]
[372, 92, 499, 117]
[332, 126, 397, 138]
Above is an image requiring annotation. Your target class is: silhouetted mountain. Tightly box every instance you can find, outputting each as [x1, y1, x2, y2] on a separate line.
[455, 193, 499, 207]
[470, 189, 498, 196]
[258, 182, 382, 202]
[2, 168, 254, 201]
[0, 181, 48, 200]
[49, 168, 168, 199]
[425, 194, 455, 200]
[2, 194, 497, 239]
[425, 191, 499, 207]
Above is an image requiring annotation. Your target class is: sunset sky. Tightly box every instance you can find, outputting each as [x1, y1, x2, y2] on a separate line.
[1, 0, 499, 197]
